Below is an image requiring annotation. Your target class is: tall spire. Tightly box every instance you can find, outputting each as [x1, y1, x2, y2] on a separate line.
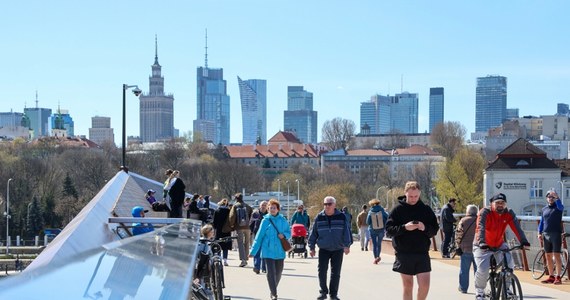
[204, 28, 208, 69]
[35, 90, 39, 108]
[154, 34, 159, 65]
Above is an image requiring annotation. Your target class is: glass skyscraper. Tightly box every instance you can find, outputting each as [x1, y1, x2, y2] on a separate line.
[194, 67, 230, 145]
[359, 92, 418, 134]
[475, 75, 507, 133]
[139, 37, 174, 143]
[429, 87, 444, 133]
[50, 109, 74, 136]
[283, 86, 317, 144]
[390, 92, 419, 134]
[24, 107, 52, 138]
[238, 77, 266, 145]
[360, 94, 390, 134]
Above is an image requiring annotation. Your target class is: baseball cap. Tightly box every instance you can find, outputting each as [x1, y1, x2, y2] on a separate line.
[489, 193, 507, 203]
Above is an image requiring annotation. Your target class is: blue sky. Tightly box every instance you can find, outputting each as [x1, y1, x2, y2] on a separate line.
[2, 1, 569, 144]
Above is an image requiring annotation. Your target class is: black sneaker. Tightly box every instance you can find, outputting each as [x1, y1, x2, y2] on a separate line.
[330, 296, 340, 300]
[316, 294, 327, 300]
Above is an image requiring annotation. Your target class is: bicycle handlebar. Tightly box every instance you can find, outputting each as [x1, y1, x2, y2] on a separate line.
[488, 245, 524, 252]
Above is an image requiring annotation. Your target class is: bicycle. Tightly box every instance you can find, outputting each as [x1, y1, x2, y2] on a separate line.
[484, 245, 524, 300]
[191, 236, 235, 300]
[531, 232, 570, 280]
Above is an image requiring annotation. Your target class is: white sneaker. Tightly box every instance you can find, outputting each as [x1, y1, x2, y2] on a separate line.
[223, 259, 228, 266]
[475, 295, 484, 300]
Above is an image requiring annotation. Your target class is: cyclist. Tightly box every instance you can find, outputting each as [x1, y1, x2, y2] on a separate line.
[473, 193, 530, 300]
[538, 190, 565, 284]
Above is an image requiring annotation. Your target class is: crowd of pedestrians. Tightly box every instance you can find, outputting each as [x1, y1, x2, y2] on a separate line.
[130, 170, 568, 300]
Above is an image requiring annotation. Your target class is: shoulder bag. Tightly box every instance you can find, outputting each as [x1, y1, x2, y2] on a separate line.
[269, 218, 292, 252]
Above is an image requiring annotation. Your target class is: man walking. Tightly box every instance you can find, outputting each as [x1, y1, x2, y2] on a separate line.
[356, 204, 369, 251]
[229, 193, 253, 267]
[250, 200, 268, 274]
[385, 181, 439, 300]
[309, 196, 352, 300]
[440, 198, 457, 258]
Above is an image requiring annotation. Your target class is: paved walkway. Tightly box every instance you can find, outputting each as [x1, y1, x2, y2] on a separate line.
[222, 244, 570, 300]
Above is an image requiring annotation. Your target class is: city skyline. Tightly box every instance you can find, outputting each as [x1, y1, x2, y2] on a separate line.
[1, 1, 569, 144]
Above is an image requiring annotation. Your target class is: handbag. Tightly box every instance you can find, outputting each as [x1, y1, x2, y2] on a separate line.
[269, 219, 292, 252]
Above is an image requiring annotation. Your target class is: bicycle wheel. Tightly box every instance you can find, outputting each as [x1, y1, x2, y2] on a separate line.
[560, 248, 569, 277]
[531, 249, 546, 280]
[499, 274, 523, 300]
[211, 260, 224, 300]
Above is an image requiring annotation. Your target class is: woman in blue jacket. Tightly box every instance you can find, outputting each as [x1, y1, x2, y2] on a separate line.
[250, 198, 291, 300]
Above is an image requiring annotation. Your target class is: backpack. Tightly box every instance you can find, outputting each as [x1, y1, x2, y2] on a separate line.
[236, 206, 250, 227]
[370, 211, 384, 230]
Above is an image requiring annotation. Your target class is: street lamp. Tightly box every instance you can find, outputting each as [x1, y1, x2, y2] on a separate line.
[295, 179, 300, 204]
[5, 178, 13, 255]
[27, 202, 32, 237]
[277, 179, 281, 203]
[376, 186, 388, 200]
[559, 180, 567, 203]
[286, 181, 290, 219]
[121, 84, 142, 170]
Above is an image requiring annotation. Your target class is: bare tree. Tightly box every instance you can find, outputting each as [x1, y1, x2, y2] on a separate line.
[321, 117, 356, 150]
[431, 121, 466, 158]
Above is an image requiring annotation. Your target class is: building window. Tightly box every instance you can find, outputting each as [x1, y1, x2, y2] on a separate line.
[530, 180, 543, 198]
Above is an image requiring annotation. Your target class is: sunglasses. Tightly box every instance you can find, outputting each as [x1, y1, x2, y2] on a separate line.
[323, 203, 334, 206]
[547, 196, 556, 199]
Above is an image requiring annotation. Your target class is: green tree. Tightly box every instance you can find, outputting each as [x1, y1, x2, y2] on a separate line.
[27, 196, 43, 237]
[62, 173, 78, 199]
[434, 148, 485, 210]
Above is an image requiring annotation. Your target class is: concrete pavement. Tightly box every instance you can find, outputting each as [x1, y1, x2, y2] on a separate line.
[222, 244, 570, 300]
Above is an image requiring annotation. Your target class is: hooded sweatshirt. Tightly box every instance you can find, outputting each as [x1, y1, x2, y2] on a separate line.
[385, 196, 439, 254]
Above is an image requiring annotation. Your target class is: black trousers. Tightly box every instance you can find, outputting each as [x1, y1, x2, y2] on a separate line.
[318, 248, 344, 297]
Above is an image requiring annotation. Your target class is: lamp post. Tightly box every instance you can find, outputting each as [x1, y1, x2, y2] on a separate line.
[5, 178, 13, 255]
[121, 84, 142, 170]
[277, 179, 281, 203]
[559, 180, 567, 203]
[26, 202, 32, 238]
[295, 179, 300, 204]
[286, 181, 290, 219]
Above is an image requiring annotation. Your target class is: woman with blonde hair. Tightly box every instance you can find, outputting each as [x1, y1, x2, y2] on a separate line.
[213, 198, 232, 266]
[367, 198, 389, 264]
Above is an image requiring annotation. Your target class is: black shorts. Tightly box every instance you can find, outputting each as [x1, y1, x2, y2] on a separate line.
[393, 253, 431, 275]
[543, 232, 562, 253]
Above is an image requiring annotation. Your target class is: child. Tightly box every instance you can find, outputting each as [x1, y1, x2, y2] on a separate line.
[194, 224, 216, 284]
[146, 189, 170, 212]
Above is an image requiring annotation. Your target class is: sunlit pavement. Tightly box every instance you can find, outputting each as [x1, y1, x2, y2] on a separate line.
[223, 244, 570, 300]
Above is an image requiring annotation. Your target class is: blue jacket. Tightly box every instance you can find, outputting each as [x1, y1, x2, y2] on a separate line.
[250, 213, 291, 259]
[538, 198, 564, 234]
[290, 210, 310, 228]
[366, 205, 388, 231]
[308, 209, 352, 251]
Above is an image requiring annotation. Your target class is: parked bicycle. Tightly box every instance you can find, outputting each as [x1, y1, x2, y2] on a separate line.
[531, 232, 570, 280]
[191, 236, 236, 300]
[485, 245, 524, 300]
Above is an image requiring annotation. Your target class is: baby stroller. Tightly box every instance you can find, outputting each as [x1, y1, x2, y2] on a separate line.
[288, 224, 308, 258]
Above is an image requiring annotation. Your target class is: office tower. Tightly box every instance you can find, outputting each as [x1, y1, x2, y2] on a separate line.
[0, 111, 24, 128]
[429, 87, 444, 133]
[557, 103, 569, 115]
[50, 108, 74, 136]
[506, 108, 519, 119]
[359, 92, 418, 134]
[283, 86, 317, 144]
[360, 94, 390, 134]
[193, 31, 230, 145]
[390, 92, 419, 134]
[24, 93, 52, 139]
[475, 75, 507, 133]
[238, 76, 266, 145]
[89, 116, 115, 146]
[139, 36, 174, 143]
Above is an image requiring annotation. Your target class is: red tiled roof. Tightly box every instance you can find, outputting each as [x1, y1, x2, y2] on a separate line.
[268, 131, 302, 144]
[224, 143, 319, 158]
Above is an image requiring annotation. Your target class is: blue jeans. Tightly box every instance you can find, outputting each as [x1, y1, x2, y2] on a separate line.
[254, 249, 266, 271]
[318, 248, 344, 297]
[459, 252, 477, 292]
[369, 229, 385, 259]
